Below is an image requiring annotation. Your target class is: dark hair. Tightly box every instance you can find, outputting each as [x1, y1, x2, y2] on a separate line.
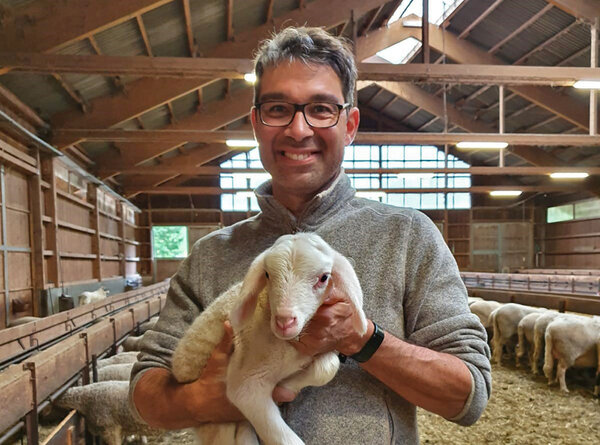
[253, 27, 357, 105]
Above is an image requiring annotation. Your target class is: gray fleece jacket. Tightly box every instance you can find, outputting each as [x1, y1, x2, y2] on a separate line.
[129, 172, 491, 444]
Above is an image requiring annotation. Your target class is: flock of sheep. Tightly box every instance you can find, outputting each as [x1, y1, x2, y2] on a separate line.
[469, 298, 600, 394]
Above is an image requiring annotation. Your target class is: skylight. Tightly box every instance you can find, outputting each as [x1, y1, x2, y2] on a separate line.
[379, 0, 466, 65]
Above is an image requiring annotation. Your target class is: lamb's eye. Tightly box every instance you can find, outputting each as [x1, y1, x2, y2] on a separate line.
[265, 271, 269, 279]
[320, 274, 329, 283]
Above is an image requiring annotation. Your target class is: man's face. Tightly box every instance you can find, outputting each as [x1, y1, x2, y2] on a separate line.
[251, 60, 359, 201]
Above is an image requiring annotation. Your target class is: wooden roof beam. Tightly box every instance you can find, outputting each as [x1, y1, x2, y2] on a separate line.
[545, 0, 600, 22]
[0, 0, 171, 71]
[125, 184, 589, 197]
[226, 0, 234, 41]
[50, 0, 389, 147]
[112, 165, 600, 176]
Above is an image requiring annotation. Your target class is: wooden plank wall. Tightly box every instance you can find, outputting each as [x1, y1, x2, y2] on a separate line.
[0, 130, 144, 329]
[536, 212, 600, 269]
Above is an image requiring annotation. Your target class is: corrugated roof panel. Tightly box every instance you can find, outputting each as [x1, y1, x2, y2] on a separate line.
[191, 0, 226, 55]
[94, 18, 148, 56]
[385, 99, 418, 120]
[0, 73, 73, 118]
[58, 72, 114, 104]
[78, 141, 115, 159]
[446, 0, 497, 36]
[140, 105, 171, 130]
[404, 109, 435, 129]
[466, 0, 549, 54]
[0, 0, 37, 8]
[233, 0, 269, 35]
[534, 117, 575, 134]
[496, 7, 575, 62]
[172, 90, 200, 119]
[367, 88, 396, 110]
[273, 0, 299, 19]
[143, 1, 189, 57]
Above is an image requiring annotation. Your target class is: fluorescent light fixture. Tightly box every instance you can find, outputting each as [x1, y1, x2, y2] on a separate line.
[244, 72, 257, 83]
[490, 190, 522, 197]
[549, 172, 589, 179]
[573, 80, 600, 89]
[226, 139, 258, 148]
[456, 141, 508, 149]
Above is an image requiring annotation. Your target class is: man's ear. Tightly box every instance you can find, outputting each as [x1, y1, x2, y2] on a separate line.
[344, 107, 360, 146]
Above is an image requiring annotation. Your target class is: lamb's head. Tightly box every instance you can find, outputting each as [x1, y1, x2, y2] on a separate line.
[231, 233, 368, 341]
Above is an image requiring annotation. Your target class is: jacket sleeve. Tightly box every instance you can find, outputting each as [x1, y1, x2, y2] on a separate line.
[402, 210, 492, 426]
[128, 241, 206, 421]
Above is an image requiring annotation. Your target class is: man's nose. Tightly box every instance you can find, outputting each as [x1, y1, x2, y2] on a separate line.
[284, 110, 314, 140]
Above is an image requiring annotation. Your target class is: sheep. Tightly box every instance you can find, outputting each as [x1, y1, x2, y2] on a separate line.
[469, 300, 503, 341]
[543, 315, 600, 392]
[467, 296, 483, 306]
[490, 303, 546, 365]
[516, 312, 544, 368]
[97, 351, 139, 369]
[531, 311, 563, 375]
[172, 232, 368, 445]
[97, 363, 135, 382]
[78, 287, 110, 306]
[55, 381, 160, 445]
[122, 334, 144, 352]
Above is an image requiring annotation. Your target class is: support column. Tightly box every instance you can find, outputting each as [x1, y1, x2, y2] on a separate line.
[87, 184, 102, 281]
[29, 152, 46, 315]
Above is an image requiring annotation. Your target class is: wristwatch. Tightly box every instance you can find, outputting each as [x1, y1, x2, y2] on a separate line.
[339, 321, 385, 363]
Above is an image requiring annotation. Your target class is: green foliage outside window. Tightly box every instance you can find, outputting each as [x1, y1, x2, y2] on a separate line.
[152, 226, 188, 258]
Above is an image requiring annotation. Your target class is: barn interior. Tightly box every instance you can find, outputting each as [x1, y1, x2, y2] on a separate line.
[0, 0, 599, 444]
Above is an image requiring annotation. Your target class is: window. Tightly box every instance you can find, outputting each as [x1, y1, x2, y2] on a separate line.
[219, 145, 472, 211]
[547, 204, 574, 223]
[547, 198, 600, 223]
[152, 226, 188, 259]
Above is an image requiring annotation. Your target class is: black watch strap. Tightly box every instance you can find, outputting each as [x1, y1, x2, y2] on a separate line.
[339, 321, 385, 363]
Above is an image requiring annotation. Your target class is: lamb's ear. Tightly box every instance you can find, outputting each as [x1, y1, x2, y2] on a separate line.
[331, 252, 369, 336]
[230, 251, 268, 329]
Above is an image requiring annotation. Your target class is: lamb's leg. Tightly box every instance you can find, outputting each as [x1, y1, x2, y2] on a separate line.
[557, 361, 569, 393]
[278, 352, 339, 394]
[227, 379, 303, 445]
[195, 423, 237, 445]
[235, 420, 259, 445]
[102, 426, 122, 445]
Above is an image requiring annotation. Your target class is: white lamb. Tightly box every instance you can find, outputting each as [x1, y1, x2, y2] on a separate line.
[78, 287, 110, 306]
[55, 381, 160, 445]
[171, 233, 368, 445]
[543, 315, 600, 392]
[516, 312, 544, 368]
[531, 311, 563, 374]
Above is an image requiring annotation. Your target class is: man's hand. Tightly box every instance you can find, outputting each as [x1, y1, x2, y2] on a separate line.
[291, 285, 372, 357]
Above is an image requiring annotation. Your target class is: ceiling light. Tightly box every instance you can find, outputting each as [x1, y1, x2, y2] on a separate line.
[456, 142, 508, 149]
[549, 172, 589, 179]
[490, 190, 522, 197]
[572, 80, 600, 89]
[225, 139, 258, 148]
[244, 73, 257, 83]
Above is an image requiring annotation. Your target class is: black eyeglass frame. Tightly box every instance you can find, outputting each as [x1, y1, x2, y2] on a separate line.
[254, 101, 351, 128]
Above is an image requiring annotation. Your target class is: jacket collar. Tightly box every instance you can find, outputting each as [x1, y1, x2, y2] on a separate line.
[255, 169, 356, 231]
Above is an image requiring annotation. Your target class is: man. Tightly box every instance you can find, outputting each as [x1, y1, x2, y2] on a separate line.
[130, 27, 491, 443]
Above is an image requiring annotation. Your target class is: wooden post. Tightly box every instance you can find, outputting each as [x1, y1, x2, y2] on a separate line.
[87, 184, 102, 281]
[42, 158, 60, 289]
[29, 152, 46, 315]
[118, 202, 126, 278]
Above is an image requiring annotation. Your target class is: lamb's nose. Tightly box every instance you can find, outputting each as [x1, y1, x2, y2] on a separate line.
[276, 316, 297, 331]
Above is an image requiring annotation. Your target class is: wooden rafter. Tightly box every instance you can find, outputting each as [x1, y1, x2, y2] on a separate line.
[265, 0, 275, 23]
[51, 74, 87, 113]
[126, 184, 589, 197]
[459, 0, 505, 39]
[136, 15, 154, 57]
[10, 53, 600, 86]
[359, 5, 384, 36]
[488, 4, 553, 54]
[226, 0, 234, 41]
[182, 0, 196, 56]
[88, 36, 123, 92]
[51, 0, 390, 149]
[545, 0, 600, 22]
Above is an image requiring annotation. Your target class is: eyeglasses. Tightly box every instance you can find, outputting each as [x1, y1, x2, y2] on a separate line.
[255, 101, 350, 128]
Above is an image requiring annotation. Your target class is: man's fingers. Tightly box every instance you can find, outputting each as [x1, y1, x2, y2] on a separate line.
[217, 321, 234, 355]
[273, 386, 297, 404]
